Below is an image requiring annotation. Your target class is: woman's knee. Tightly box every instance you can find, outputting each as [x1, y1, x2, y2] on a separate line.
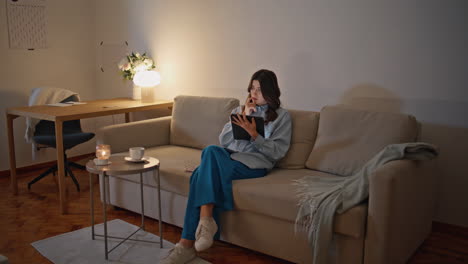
[202, 145, 224, 156]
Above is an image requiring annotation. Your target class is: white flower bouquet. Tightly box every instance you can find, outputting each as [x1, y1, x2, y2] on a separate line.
[118, 52, 156, 81]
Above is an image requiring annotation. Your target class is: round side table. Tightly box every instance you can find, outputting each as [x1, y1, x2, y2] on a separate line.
[86, 155, 162, 260]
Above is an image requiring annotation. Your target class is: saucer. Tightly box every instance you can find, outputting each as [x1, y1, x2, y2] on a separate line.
[124, 156, 149, 163]
[93, 158, 111, 166]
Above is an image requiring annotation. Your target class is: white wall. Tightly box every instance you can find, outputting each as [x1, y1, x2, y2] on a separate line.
[0, 0, 96, 169]
[95, 0, 468, 227]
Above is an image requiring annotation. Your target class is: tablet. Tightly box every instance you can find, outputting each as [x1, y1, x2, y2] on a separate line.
[230, 114, 265, 140]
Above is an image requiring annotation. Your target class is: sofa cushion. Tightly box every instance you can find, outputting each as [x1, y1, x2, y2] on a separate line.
[232, 168, 368, 238]
[111, 145, 201, 196]
[276, 110, 320, 169]
[305, 105, 418, 176]
[170, 95, 239, 149]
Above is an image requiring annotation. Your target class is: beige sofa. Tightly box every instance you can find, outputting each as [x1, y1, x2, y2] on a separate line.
[97, 95, 436, 264]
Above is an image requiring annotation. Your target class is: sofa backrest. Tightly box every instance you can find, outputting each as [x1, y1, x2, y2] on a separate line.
[305, 105, 419, 176]
[276, 109, 320, 169]
[170, 95, 239, 149]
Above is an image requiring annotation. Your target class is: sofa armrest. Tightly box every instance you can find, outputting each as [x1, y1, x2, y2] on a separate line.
[96, 116, 171, 153]
[364, 159, 436, 264]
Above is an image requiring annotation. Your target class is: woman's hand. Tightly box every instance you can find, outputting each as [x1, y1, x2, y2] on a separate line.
[232, 112, 258, 140]
[244, 96, 257, 115]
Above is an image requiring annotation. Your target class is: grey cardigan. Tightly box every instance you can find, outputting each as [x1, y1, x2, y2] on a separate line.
[219, 105, 292, 170]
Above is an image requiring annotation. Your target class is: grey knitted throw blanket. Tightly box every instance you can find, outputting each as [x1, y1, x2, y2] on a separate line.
[293, 142, 438, 264]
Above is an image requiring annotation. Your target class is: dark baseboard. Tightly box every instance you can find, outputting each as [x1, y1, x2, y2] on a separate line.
[432, 220, 468, 233]
[0, 153, 95, 178]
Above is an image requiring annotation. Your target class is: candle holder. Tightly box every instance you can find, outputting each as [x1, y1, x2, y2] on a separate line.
[94, 144, 111, 165]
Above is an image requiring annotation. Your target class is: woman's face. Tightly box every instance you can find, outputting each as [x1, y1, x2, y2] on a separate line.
[250, 80, 267, 106]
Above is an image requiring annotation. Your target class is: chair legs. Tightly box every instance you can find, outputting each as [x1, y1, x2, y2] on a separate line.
[65, 162, 80, 192]
[28, 154, 82, 192]
[68, 161, 86, 170]
[28, 164, 58, 190]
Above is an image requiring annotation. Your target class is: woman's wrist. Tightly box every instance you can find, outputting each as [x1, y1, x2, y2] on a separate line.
[250, 131, 258, 140]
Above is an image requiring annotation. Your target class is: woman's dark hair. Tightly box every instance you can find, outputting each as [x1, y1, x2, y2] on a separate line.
[247, 69, 281, 124]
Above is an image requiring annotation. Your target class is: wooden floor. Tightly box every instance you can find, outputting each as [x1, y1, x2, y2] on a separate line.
[0, 165, 467, 264]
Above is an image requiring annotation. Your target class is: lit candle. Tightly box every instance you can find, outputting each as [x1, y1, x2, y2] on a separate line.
[96, 144, 111, 160]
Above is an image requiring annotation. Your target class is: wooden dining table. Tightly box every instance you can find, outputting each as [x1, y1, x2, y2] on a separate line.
[6, 98, 173, 214]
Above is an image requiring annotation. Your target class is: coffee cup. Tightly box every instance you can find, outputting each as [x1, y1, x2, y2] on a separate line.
[129, 147, 145, 160]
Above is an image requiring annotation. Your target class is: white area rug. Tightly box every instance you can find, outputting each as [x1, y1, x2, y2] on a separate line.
[32, 219, 210, 264]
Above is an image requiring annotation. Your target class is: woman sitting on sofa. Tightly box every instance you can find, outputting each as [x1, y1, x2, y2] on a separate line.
[161, 69, 292, 264]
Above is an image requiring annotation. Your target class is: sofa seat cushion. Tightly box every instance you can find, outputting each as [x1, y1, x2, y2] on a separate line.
[111, 145, 202, 196]
[232, 168, 368, 238]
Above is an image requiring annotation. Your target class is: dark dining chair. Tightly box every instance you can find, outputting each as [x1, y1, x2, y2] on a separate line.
[28, 95, 95, 191]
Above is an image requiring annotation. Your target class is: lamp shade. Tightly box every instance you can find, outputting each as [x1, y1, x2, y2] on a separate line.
[133, 70, 161, 87]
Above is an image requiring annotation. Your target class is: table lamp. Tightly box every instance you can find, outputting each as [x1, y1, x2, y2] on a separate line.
[133, 70, 161, 103]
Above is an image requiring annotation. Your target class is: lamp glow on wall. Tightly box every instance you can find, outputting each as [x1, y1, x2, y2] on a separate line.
[133, 70, 161, 103]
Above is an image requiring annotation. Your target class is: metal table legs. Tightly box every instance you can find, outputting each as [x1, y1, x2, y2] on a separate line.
[89, 169, 163, 260]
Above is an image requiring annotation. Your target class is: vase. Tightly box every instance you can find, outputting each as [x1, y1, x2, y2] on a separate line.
[132, 83, 141, 100]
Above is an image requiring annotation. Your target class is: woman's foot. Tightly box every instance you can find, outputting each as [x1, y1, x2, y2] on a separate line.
[160, 243, 196, 264]
[194, 217, 218, 252]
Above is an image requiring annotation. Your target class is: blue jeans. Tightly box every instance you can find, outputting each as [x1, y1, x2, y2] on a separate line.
[181, 145, 267, 240]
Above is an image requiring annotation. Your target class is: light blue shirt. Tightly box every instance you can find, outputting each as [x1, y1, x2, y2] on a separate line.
[219, 105, 292, 170]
